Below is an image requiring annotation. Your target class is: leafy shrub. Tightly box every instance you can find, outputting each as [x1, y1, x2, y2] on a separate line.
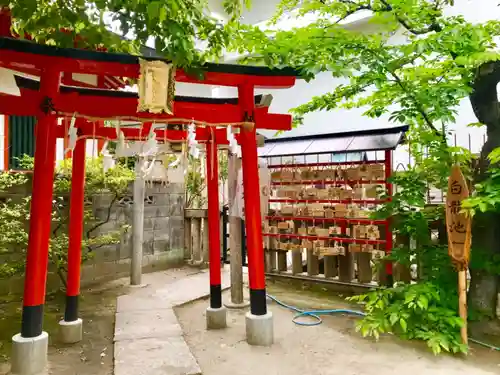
[463, 147, 500, 215]
[0, 155, 134, 287]
[348, 282, 467, 355]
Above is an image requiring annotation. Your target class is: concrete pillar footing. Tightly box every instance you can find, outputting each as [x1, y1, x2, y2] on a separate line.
[246, 311, 274, 346]
[206, 306, 227, 330]
[224, 300, 250, 309]
[11, 332, 48, 375]
[58, 318, 83, 344]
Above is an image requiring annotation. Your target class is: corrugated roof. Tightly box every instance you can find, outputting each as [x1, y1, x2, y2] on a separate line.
[259, 125, 408, 157]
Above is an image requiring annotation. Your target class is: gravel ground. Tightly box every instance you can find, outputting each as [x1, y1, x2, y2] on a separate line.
[176, 287, 500, 375]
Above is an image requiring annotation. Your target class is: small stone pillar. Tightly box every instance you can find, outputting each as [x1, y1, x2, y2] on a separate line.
[185, 209, 208, 266]
[184, 217, 192, 260]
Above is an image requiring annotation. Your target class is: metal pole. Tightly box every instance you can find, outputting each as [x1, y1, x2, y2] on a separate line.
[131, 156, 145, 285]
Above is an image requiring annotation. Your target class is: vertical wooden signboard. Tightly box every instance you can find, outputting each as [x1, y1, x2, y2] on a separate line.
[445, 165, 472, 346]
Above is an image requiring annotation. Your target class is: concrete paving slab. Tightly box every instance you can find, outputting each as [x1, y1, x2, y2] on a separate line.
[114, 267, 235, 375]
[116, 294, 172, 313]
[115, 309, 182, 342]
[153, 270, 231, 306]
[115, 336, 202, 375]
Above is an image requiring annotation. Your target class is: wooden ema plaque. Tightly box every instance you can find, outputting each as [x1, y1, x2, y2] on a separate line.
[445, 165, 471, 266]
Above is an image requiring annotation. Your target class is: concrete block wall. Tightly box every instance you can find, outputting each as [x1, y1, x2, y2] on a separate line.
[82, 182, 185, 284]
[0, 180, 186, 293]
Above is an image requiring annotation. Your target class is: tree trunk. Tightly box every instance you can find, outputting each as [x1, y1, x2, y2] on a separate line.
[469, 208, 500, 319]
[468, 61, 500, 320]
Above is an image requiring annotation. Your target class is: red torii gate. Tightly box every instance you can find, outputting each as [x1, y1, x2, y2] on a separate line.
[0, 36, 297, 374]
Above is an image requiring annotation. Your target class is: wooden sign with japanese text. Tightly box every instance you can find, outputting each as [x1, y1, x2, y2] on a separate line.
[445, 165, 471, 266]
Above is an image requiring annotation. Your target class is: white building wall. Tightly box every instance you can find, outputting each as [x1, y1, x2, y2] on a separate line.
[56, 139, 64, 163]
[0, 1, 497, 172]
[215, 0, 496, 169]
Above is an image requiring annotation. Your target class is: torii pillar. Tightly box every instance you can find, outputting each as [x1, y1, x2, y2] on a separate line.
[239, 84, 273, 346]
[11, 68, 60, 375]
[205, 134, 227, 329]
[59, 124, 86, 344]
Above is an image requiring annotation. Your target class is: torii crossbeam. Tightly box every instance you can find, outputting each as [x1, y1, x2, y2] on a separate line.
[0, 36, 299, 374]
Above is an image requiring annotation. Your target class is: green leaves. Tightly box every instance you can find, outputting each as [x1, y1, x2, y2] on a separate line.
[6, 0, 250, 67]
[462, 147, 500, 215]
[0, 155, 134, 288]
[185, 151, 228, 209]
[399, 318, 408, 332]
[147, 1, 161, 21]
[229, 0, 500, 140]
[350, 282, 468, 355]
[488, 147, 500, 164]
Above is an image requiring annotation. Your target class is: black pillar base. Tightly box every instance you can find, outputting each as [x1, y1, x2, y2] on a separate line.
[386, 274, 394, 287]
[21, 304, 44, 338]
[210, 284, 222, 309]
[64, 295, 79, 322]
[250, 288, 267, 316]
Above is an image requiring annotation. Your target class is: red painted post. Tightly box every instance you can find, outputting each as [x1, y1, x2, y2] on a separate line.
[384, 149, 394, 286]
[238, 84, 267, 316]
[21, 67, 60, 338]
[0, 7, 12, 37]
[205, 137, 222, 308]
[64, 127, 86, 322]
[3, 115, 8, 170]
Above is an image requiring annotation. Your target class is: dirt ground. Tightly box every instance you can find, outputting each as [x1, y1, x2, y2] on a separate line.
[176, 284, 500, 375]
[0, 281, 122, 375]
[2, 271, 500, 375]
[0, 267, 197, 375]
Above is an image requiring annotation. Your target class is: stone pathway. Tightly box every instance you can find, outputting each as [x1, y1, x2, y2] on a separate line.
[113, 267, 231, 375]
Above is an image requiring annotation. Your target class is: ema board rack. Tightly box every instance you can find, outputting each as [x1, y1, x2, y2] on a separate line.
[262, 158, 393, 259]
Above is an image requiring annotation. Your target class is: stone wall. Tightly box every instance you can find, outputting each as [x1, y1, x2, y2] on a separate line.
[85, 182, 185, 284]
[0, 179, 186, 294]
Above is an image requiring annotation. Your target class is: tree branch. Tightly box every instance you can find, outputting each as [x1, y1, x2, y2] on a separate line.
[187, 183, 206, 208]
[51, 198, 66, 236]
[338, 0, 443, 35]
[362, 47, 441, 135]
[380, 0, 442, 34]
[388, 69, 440, 134]
[56, 267, 68, 290]
[469, 61, 500, 128]
[86, 193, 119, 240]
